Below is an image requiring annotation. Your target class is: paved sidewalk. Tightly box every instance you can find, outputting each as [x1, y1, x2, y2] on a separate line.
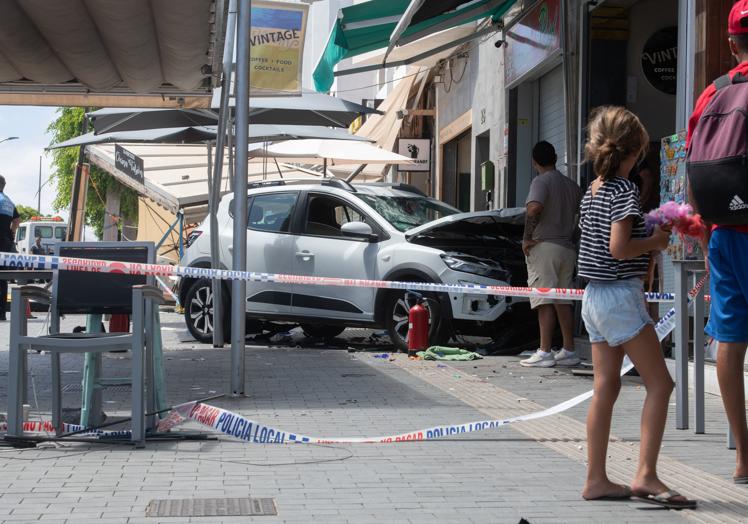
[0, 312, 746, 523]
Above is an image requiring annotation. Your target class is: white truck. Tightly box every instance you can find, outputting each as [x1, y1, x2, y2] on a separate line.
[15, 216, 68, 254]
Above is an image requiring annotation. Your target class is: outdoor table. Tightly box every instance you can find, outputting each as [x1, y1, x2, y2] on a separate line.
[672, 261, 734, 448]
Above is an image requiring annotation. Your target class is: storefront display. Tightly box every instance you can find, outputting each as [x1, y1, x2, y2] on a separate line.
[660, 131, 702, 260]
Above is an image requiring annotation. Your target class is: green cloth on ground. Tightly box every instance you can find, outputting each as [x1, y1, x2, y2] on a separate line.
[416, 346, 483, 361]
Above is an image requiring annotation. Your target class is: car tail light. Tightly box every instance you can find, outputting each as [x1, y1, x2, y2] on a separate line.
[185, 230, 203, 249]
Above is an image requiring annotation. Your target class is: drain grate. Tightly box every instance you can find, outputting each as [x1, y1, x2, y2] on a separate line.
[62, 383, 131, 393]
[145, 497, 277, 517]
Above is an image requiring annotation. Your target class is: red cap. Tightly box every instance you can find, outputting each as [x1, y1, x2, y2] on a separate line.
[729, 0, 748, 35]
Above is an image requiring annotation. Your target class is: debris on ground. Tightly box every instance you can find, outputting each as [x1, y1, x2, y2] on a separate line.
[417, 346, 483, 361]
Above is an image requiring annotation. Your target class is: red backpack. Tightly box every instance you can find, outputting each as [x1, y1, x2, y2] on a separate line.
[687, 72, 748, 225]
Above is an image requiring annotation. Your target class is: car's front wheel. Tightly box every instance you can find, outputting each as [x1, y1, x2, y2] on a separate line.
[383, 290, 450, 352]
[185, 278, 220, 343]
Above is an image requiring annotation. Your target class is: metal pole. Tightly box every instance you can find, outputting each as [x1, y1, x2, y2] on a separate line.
[675, 0, 696, 130]
[674, 261, 689, 429]
[210, 0, 238, 348]
[230, 0, 250, 396]
[693, 270, 705, 434]
[37, 156, 42, 213]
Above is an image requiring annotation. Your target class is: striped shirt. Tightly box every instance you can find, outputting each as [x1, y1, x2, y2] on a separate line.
[578, 177, 650, 281]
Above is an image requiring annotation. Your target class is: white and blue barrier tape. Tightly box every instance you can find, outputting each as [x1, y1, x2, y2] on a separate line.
[0, 252, 707, 303]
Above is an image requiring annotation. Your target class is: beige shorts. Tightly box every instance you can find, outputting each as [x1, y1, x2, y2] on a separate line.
[526, 241, 577, 309]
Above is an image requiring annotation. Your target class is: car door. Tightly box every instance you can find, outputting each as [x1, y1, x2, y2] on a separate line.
[243, 191, 299, 316]
[291, 192, 380, 322]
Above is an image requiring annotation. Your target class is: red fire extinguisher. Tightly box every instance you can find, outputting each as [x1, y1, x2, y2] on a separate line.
[407, 292, 429, 357]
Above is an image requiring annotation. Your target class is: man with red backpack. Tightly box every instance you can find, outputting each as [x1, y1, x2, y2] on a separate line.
[687, 0, 748, 485]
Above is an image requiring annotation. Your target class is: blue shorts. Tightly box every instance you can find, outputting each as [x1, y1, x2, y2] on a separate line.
[705, 228, 748, 343]
[582, 278, 653, 346]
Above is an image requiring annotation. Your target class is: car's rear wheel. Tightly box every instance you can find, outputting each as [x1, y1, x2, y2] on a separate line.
[184, 278, 230, 344]
[384, 289, 450, 352]
[300, 324, 346, 339]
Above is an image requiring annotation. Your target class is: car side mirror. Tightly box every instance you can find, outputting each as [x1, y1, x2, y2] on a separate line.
[341, 221, 377, 242]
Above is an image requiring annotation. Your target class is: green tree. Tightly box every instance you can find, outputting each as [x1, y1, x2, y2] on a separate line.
[15, 204, 40, 223]
[47, 107, 138, 238]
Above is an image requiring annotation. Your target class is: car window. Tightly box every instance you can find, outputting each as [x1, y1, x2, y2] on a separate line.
[34, 226, 53, 239]
[248, 193, 297, 233]
[303, 194, 371, 238]
[16, 226, 26, 242]
[354, 194, 459, 232]
[55, 227, 66, 239]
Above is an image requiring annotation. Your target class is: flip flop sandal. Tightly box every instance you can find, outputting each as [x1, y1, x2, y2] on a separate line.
[584, 485, 632, 501]
[734, 476, 748, 485]
[632, 490, 697, 510]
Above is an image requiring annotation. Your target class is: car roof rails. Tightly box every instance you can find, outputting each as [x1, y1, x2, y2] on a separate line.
[247, 180, 286, 189]
[320, 177, 356, 192]
[365, 182, 427, 197]
[247, 177, 357, 192]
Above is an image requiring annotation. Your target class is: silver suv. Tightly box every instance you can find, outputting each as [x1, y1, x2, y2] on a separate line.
[178, 179, 529, 351]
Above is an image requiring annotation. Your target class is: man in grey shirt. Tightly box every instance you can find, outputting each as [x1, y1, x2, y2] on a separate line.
[520, 141, 582, 367]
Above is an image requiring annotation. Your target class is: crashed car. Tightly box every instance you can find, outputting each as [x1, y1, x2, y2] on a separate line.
[179, 178, 531, 351]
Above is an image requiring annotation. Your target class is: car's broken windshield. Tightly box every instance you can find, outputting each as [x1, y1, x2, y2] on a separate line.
[355, 195, 458, 232]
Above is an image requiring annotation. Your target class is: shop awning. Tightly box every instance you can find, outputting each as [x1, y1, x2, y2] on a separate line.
[351, 23, 478, 71]
[313, 0, 517, 91]
[49, 124, 373, 150]
[340, 68, 428, 181]
[248, 139, 414, 166]
[85, 143, 320, 222]
[0, 0, 222, 107]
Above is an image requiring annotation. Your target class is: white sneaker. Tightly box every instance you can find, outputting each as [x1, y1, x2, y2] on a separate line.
[520, 349, 556, 367]
[554, 348, 581, 367]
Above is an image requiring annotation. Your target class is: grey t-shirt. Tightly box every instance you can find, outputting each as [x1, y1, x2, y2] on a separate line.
[525, 169, 582, 250]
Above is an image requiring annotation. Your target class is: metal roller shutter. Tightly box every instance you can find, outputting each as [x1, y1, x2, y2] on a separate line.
[538, 65, 567, 174]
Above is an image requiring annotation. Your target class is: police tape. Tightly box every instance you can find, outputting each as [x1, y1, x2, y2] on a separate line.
[1, 275, 707, 444]
[0, 419, 137, 439]
[153, 274, 707, 444]
[0, 252, 708, 303]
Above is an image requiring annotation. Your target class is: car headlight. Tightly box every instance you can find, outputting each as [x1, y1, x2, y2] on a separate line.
[441, 253, 510, 282]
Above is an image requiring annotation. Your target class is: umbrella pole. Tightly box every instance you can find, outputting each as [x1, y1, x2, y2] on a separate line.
[210, 0, 238, 349]
[230, 0, 250, 396]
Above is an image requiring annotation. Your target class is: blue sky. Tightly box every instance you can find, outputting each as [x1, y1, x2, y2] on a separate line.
[0, 105, 60, 217]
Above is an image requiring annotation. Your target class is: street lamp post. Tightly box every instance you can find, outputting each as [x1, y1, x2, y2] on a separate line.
[0, 136, 19, 144]
[38, 156, 42, 213]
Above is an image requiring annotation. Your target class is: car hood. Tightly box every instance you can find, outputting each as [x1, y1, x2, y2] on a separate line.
[404, 208, 526, 242]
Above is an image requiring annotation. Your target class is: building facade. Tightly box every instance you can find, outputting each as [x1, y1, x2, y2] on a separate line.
[429, 0, 734, 213]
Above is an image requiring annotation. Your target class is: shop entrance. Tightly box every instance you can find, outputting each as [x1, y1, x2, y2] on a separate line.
[583, 0, 678, 187]
[442, 130, 472, 212]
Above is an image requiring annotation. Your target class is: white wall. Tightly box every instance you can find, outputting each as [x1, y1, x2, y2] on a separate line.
[434, 31, 509, 211]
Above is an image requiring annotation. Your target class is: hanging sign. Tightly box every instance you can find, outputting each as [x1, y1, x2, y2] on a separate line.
[250, 0, 309, 96]
[114, 145, 144, 185]
[398, 138, 431, 172]
[504, 0, 562, 87]
[641, 27, 678, 95]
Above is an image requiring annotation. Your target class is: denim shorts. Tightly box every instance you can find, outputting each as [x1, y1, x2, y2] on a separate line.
[581, 278, 653, 346]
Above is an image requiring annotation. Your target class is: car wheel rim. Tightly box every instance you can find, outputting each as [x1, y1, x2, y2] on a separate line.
[189, 286, 214, 335]
[392, 295, 433, 344]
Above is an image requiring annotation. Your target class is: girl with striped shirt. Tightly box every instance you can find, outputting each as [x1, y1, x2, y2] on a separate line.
[579, 107, 696, 509]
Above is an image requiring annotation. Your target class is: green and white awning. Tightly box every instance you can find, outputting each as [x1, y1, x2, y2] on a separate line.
[313, 0, 519, 92]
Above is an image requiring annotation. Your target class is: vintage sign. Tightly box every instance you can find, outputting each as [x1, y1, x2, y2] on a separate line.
[504, 0, 562, 87]
[114, 145, 144, 185]
[641, 27, 678, 95]
[398, 138, 431, 172]
[250, 0, 309, 96]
